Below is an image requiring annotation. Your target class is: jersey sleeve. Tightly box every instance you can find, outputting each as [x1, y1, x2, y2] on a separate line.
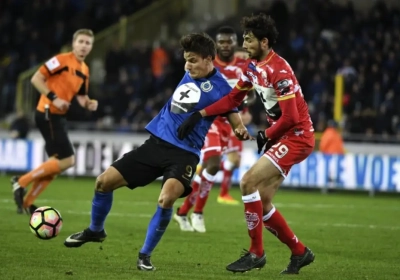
[204, 72, 253, 116]
[39, 55, 67, 78]
[265, 67, 300, 140]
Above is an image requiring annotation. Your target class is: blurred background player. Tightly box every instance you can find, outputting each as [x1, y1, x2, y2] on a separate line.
[11, 29, 98, 214]
[174, 26, 253, 233]
[215, 27, 256, 206]
[178, 13, 315, 274]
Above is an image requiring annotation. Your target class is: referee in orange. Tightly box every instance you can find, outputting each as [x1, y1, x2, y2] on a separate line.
[11, 29, 98, 214]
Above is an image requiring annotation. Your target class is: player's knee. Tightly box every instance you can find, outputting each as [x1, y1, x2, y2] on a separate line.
[158, 179, 184, 208]
[205, 163, 219, 176]
[58, 155, 75, 170]
[158, 192, 176, 208]
[240, 171, 257, 194]
[228, 153, 241, 168]
[205, 156, 221, 175]
[95, 172, 114, 193]
[231, 158, 241, 169]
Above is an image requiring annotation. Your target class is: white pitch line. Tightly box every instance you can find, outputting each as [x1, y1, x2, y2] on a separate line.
[0, 203, 399, 231]
[1, 198, 399, 211]
[288, 222, 400, 231]
[0, 198, 152, 206]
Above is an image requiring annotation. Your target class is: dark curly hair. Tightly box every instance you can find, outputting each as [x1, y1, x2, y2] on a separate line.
[180, 33, 216, 59]
[241, 13, 279, 47]
[216, 26, 236, 35]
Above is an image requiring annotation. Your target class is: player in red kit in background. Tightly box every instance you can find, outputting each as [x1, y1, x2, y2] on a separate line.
[174, 26, 254, 233]
[177, 14, 315, 274]
[214, 27, 255, 206]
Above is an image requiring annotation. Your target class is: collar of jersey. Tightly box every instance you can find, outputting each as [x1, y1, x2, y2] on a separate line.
[204, 68, 217, 79]
[257, 49, 275, 67]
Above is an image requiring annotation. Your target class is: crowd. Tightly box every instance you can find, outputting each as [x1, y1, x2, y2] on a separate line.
[1, 0, 399, 141]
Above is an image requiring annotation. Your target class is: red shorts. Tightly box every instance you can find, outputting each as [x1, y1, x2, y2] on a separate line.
[264, 133, 315, 177]
[201, 121, 231, 161]
[225, 130, 243, 153]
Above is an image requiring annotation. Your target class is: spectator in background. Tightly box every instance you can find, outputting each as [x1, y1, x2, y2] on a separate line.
[319, 120, 345, 155]
[151, 41, 170, 92]
[319, 120, 345, 185]
[9, 110, 30, 139]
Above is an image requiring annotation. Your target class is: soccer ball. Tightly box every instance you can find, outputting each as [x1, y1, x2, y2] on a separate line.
[29, 206, 63, 239]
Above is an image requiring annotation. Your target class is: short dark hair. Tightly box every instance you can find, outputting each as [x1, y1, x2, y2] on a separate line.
[180, 33, 216, 59]
[216, 26, 236, 35]
[241, 13, 279, 47]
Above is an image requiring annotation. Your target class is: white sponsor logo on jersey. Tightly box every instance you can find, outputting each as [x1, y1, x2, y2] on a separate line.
[171, 83, 201, 113]
[45, 57, 60, 71]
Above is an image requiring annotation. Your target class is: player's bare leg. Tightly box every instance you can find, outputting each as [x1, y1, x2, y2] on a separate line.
[218, 151, 240, 205]
[258, 160, 315, 274]
[11, 155, 74, 214]
[174, 155, 220, 233]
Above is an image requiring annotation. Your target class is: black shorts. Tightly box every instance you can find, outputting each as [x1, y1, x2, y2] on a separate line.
[111, 135, 199, 198]
[35, 110, 74, 159]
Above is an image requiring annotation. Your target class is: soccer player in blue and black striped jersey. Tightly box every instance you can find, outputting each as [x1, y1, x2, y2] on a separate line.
[64, 33, 251, 271]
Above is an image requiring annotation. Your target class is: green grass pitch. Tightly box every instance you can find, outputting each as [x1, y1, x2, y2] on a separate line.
[0, 175, 399, 280]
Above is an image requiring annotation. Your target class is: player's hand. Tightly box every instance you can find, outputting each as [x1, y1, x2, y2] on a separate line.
[52, 98, 70, 111]
[86, 99, 98, 111]
[234, 125, 254, 141]
[177, 111, 203, 140]
[256, 130, 269, 154]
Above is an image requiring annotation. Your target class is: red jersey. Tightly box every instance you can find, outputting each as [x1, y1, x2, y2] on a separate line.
[204, 50, 314, 140]
[214, 55, 247, 88]
[213, 55, 247, 124]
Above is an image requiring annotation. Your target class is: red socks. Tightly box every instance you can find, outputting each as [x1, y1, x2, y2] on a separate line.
[193, 170, 215, 213]
[178, 170, 216, 215]
[263, 206, 305, 255]
[177, 175, 200, 215]
[219, 160, 235, 197]
[242, 191, 264, 257]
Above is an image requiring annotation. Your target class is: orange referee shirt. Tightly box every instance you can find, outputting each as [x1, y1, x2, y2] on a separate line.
[36, 52, 89, 115]
[319, 127, 345, 154]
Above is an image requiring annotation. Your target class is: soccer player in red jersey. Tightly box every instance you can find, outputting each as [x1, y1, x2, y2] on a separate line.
[177, 14, 315, 274]
[213, 27, 254, 206]
[174, 27, 253, 233]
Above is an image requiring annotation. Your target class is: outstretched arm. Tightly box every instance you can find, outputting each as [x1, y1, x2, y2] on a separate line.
[177, 61, 254, 140]
[199, 76, 252, 117]
[227, 112, 253, 141]
[226, 112, 243, 130]
[177, 80, 252, 140]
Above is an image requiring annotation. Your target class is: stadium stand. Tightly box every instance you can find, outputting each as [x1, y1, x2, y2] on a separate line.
[1, 0, 399, 141]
